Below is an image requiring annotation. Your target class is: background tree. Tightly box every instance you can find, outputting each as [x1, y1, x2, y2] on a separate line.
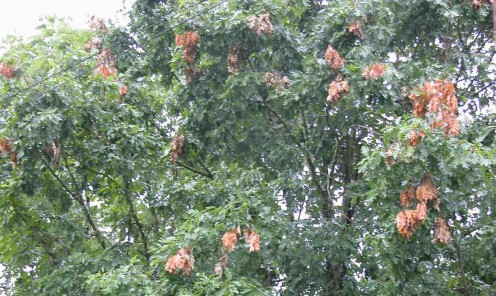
[0, 0, 495, 295]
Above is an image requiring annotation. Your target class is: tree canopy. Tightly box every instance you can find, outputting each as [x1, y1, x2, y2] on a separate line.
[0, 0, 495, 295]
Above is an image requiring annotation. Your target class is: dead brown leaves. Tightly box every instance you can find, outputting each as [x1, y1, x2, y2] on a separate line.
[47, 139, 62, 170]
[166, 225, 260, 278]
[394, 174, 451, 244]
[175, 31, 200, 64]
[394, 210, 421, 239]
[119, 84, 128, 102]
[407, 130, 425, 147]
[362, 63, 385, 80]
[400, 184, 415, 207]
[416, 174, 438, 203]
[227, 47, 245, 75]
[327, 76, 349, 102]
[263, 72, 289, 92]
[0, 63, 16, 79]
[221, 225, 260, 253]
[347, 21, 365, 39]
[0, 138, 17, 166]
[93, 48, 117, 79]
[325, 45, 345, 72]
[247, 14, 274, 36]
[221, 227, 239, 252]
[244, 227, 260, 253]
[170, 134, 186, 162]
[88, 15, 108, 35]
[432, 217, 452, 244]
[324, 44, 348, 103]
[165, 247, 195, 276]
[409, 79, 459, 137]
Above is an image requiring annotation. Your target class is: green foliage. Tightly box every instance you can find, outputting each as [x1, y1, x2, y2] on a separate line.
[1, 1, 495, 295]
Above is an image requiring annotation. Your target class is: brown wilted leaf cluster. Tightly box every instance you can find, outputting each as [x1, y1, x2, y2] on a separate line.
[214, 252, 229, 277]
[221, 227, 239, 252]
[384, 148, 396, 166]
[86, 33, 129, 100]
[432, 217, 452, 244]
[165, 247, 195, 275]
[325, 45, 345, 71]
[0, 63, 16, 79]
[215, 225, 260, 277]
[244, 227, 260, 253]
[394, 174, 442, 239]
[184, 66, 202, 85]
[94, 48, 117, 79]
[362, 63, 386, 80]
[119, 84, 128, 102]
[394, 210, 420, 239]
[408, 130, 425, 147]
[94, 64, 116, 78]
[347, 21, 365, 39]
[409, 79, 459, 137]
[327, 76, 349, 102]
[86, 17, 119, 80]
[221, 225, 260, 253]
[84, 37, 102, 52]
[416, 174, 438, 203]
[472, 0, 492, 8]
[263, 72, 289, 92]
[175, 31, 200, 64]
[324, 44, 348, 103]
[400, 184, 415, 207]
[170, 134, 186, 162]
[47, 139, 62, 170]
[0, 138, 16, 165]
[227, 47, 245, 75]
[87, 15, 108, 35]
[85, 18, 118, 81]
[247, 14, 274, 36]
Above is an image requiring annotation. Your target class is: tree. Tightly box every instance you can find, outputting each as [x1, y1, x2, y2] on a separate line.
[0, 0, 495, 295]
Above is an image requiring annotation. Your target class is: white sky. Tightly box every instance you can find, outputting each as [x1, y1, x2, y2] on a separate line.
[0, 0, 133, 41]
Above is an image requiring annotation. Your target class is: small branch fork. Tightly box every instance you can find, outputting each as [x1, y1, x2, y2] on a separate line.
[43, 156, 106, 249]
[261, 97, 345, 220]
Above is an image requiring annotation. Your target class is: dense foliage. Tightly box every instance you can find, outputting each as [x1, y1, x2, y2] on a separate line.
[1, 0, 495, 295]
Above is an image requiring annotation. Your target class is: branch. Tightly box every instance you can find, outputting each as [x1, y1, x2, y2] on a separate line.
[452, 238, 469, 296]
[86, 168, 126, 191]
[125, 181, 150, 265]
[62, 151, 81, 198]
[149, 118, 214, 179]
[301, 113, 329, 218]
[176, 160, 214, 179]
[326, 135, 343, 215]
[325, 104, 341, 137]
[493, 0, 496, 41]
[151, 120, 169, 139]
[456, 17, 469, 53]
[263, 101, 294, 136]
[43, 157, 106, 249]
[13, 206, 58, 261]
[262, 100, 329, 218]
